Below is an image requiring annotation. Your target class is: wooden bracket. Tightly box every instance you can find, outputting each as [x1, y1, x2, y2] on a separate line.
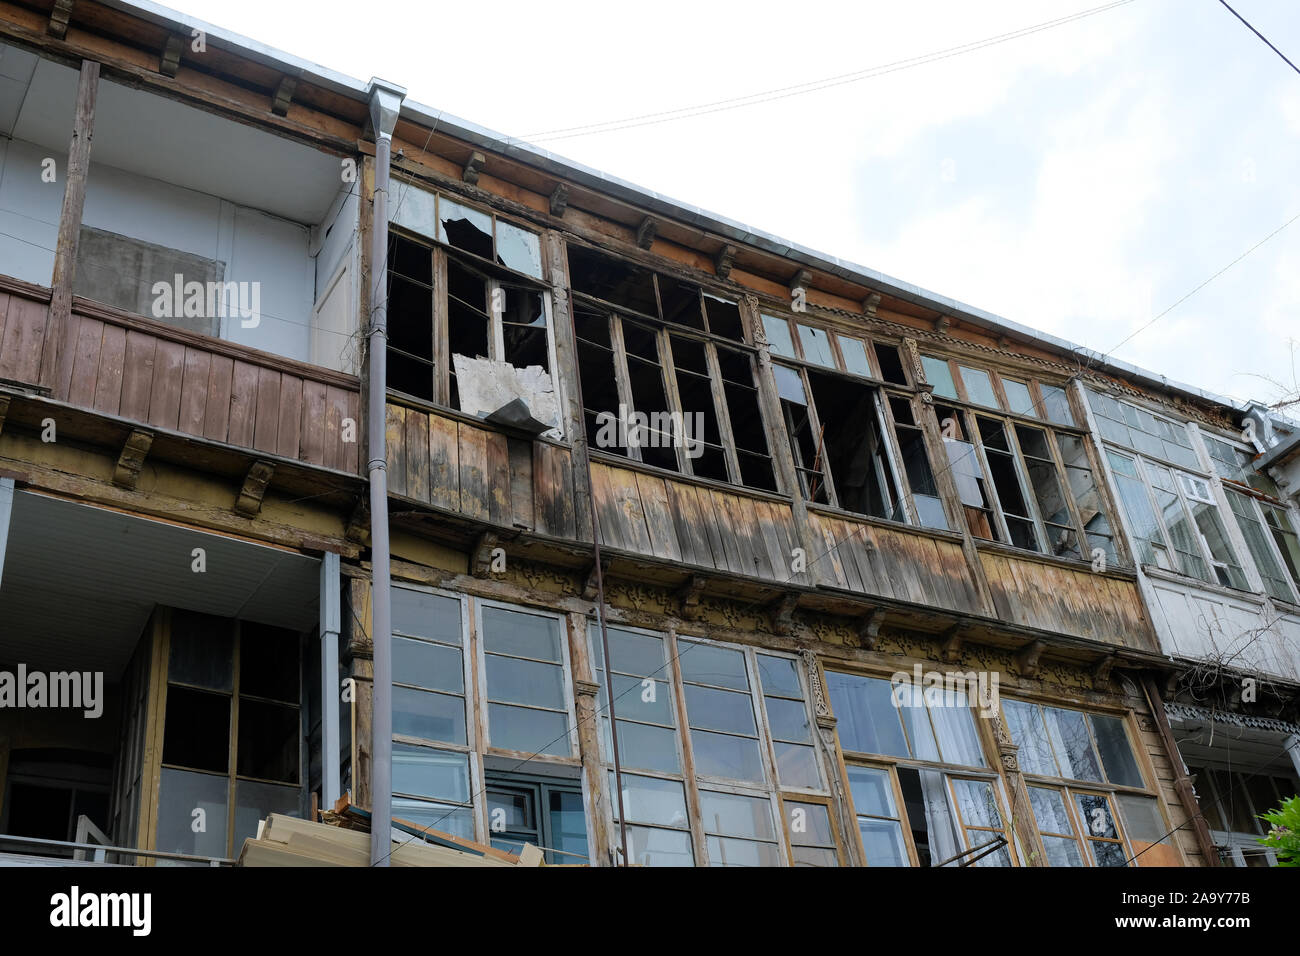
[0, 395, 9, 438]
[271, 75, 298, 117]
[573, 678, 601, 699]
[941, 625, 963, 663]
[471, 530, 501, 577]
[233, 460, 276, 517]
[678, 574, 706, 620]
[858, 608, 886, 649]
[789, 269, 812, 296]
[1017, 639, 1045, 678]
[582, 555, 611, 601]
[933, 315, 951, 334]
[767, 592, 799, 636]
[462, 151, 486, 185]
[1092, 654, 1117, 687]
[48, 0, 74, 39]
[997, 334, 1012, 350]
[714, 244, 736, 279]
[345, 496, 370, 544]
[635, 217, 657, 250]
[112, 429, 153, 490]
[549, 183, 569, 217]
[862, 292, 881, 316]
[159, 34, 184, 78]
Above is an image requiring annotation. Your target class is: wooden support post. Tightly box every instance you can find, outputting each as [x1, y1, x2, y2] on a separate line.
[635, 217, 657, 250]
[1142, 675, 1221, 866]
[345, 577, 374, 812]
[543, 230, 593, 541]
[271, 75, 297, 116]
[566, 611, 613, 865]
[549, 183, 569, 217]
[112, 428, 153, 490]
[800, 650, 862, 866]
[462, 151, 486, 185]
[159, 34, 184, 78]
[48, 0, 74, 38]
[987, 711, 1048, 866]
[41, 59, 99, 397]
[233, 460, 275, 516]
[713, 244, 736, 279]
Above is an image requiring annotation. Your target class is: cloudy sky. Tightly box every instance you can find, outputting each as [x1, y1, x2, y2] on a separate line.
[169, 0, 1299, 406]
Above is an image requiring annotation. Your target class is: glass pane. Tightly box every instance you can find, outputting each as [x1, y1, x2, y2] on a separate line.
[612, 773, 690, 829]
[233, 780, 300, 850]
[847, 765, 897, 818]
[761, 314, 796, 358]
[838, 335, 871, 376]
[392, 744, 470, 803]
[757, 654, 803, 698]
[167, 610, 233, 691]
[859, 817, 909, 866]
[678, 641, 749, 690]
[690, 729, 766, 782]
[959, 366, 998, 407]
[1003, 379, 1036, 416]
[487, 788, 534, 830]
[163, 687, 229, 772]
[684, 684, 756, 735]
[624, 825, 694, 866]
[707, 835, 782, 867]
[699, 790, 776, 839]
[547, 789, 589, 864]
[926, 688, 986, 767]
[596, 626, 667, 678]
[438, 196, 493, 259]
[1002, 699, 1057, 776]
[485, 654, 565, 710]
[239, 622, 299, 703]
[393, 797, 474, 840]
[1228, 490, 1292, 600]
[773, 742, 822, 789]
[797, 324, 835, 366]
[393, 685, 466, 745]
[765, 696, 812, 743]
[895, 683, 940, 762]
[609, 718, 680, 773]
[1042, 834, 1085, 867]
[488, 703, 570, 756]
[495, 219, 542, 278]
[897, 767, 963, 867]
[393, 637, 463, 694]
[952, 779, 1002, 830]
[600, 672, 674, 726]
[236, 698, 299, 783]
[1090, 715, 1144, 788]
[786, 801, 835, 846]
[481, 606, 561, 661]
[392, 588, 461, 644]
[1090, 839, 1129, 867]
[1116, 793, 1178, 865]
[791, 845, 839, 866]
[1040, 384, 1074, 425]
[1029, 786, 1076, 835]
[1045, 706, 1103, 782]
[1075, 792, 1119, 840]
[825, 671, 908, 757]
[156, 768, 228, 858]
[921, 356, 957, 399]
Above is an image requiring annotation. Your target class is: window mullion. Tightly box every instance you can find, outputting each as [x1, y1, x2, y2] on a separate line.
[703, 342, 746, 485]
[432, 246, 450, 405]
[876, 391, 917, 524]
[656, 326, 690, 474]
[966, 414, 1014, 545]
[799, 368, 840, 509]
[607, 316, 643, 463]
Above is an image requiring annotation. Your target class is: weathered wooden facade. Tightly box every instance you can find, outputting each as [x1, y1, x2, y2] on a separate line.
[0, 0, 1295, 868]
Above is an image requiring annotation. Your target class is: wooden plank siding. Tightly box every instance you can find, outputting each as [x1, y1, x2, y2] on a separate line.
[25, 301, 362, 472]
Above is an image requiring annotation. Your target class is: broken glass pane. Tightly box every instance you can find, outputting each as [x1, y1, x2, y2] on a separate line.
[495, 219, 542, 278]
[438, 196, 493, 260]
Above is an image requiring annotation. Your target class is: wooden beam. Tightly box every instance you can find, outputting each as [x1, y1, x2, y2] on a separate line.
[159, 33, 184, 78]
[940, 625, 963, 663]
[862, 292, 881, 316]
[462, 151, 486, 186]
[582, 555, 611, 601]
[1017, 639, 1045, 678]
[345, 496, 370, 544]
[471, 530, 500, 577]
[548, 183, 569, 217]
[678, 574, 706, 621]
[635, 217, 657, 250]
[271, 75, 297, 117]
[1092, 654, 1116, 688]
[0, 395, 9, 438]
[1142, 675, 1221, 866]
[858, 607, 885, 649]
[41, 59, 99, 395]
[233, 460, 276, 517]
[47, 0, 74, 39]
[713, 244, 736, 279]
[767, 592, 799, 636]
[933, 315, 951, 334]
[789, 269, 812, 297]
[112, 428, 153, 490]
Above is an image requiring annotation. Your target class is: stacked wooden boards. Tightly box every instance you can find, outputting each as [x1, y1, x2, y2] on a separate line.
[237, 814, 543, 867]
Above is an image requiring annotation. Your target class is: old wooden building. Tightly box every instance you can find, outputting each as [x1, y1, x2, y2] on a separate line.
[0, 0, 1295, 867]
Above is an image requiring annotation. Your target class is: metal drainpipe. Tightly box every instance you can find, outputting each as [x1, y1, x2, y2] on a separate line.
[365, 77, 405, 867]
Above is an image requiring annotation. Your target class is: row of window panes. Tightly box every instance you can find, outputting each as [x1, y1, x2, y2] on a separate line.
[921, 354, 1074, 426]
[390, 180, 543, 279]
[761, 312, 910, 387]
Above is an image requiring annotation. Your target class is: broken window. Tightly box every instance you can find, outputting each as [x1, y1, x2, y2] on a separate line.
[591, 626, 832, 865]
[920, 353, 1075, 425]
[386, 227, 559, 436]
[391, 181, 543, 279]
[156, 612, 303, 860]
[569, 244, 775, 489]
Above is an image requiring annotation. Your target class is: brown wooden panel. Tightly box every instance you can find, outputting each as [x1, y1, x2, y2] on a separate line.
[345, 390, 361, 473]
[323, 385, 348, 470]
[534, 443, 576, 539]
[404, 408, 430, 503]
[811, 515, 850, 590]
[177, 347, 211, 437]
[252, 366, 281, 454]
[507, 438, 534, 531]
[203, 354, 234, 443]
[299, 380, 327, 465]
[67, 315, 104, 408]
[0, 296, 49, 384]
[146, 338, 186, 431]
[226, 360, 260, 448]
[634, 472, 682, 563]
[93, 322, 127, 415]
[706, 489, 751, 576]
[0, 293, 9, 358]
[386, 403, 407, 498]
[588, 462, 627, 552]
[427, 411, 460, 512]
[276, 373, 303, 460]
[753, 501, 794, 585]
[485, 431, 511, 526]
[608, 466, 653, 555]
[662, 478, 715, 569]
[119, 330, 158, 424]
[458, 424, 489, 520]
